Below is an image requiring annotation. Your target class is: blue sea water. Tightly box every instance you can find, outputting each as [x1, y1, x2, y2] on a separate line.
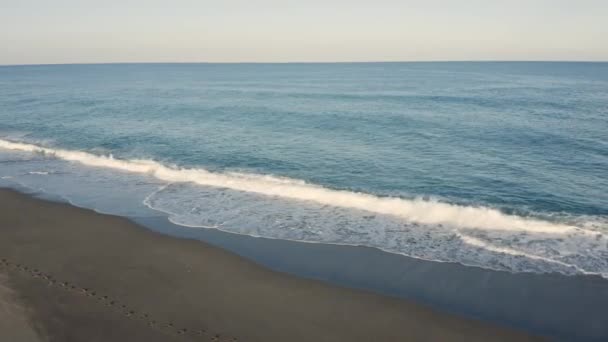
[1, 62, 607, 278]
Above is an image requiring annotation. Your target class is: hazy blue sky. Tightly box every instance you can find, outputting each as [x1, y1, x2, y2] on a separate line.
[1, 0, 607, 64]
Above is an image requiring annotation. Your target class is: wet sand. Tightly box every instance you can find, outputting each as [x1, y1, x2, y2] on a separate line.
[0, 188, 541, 341]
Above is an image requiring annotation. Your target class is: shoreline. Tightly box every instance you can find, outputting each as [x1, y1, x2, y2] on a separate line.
[0, 188, 541, 341]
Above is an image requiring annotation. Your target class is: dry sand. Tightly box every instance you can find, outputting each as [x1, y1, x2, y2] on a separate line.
[0, 188, 542, 341]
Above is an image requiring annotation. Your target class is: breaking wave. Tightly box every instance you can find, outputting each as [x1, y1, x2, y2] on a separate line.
[0, 138, 587, 234]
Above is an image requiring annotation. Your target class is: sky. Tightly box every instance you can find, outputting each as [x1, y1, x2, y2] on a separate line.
[1, 0, 607, 65]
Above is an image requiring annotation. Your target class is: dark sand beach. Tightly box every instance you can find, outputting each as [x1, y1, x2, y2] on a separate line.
[0, 188, 541, 341]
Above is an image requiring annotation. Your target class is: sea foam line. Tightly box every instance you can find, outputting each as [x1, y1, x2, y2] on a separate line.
[456, 232, 591, 274]
[0, 138, 584, 234]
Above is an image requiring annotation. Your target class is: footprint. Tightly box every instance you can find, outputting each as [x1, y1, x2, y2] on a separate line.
[0, 260, 238, 342]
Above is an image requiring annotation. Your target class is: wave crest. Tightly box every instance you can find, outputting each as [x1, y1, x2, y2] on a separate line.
[0, 138, 592, 235]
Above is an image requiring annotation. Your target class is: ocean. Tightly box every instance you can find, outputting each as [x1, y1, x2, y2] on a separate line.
[1, 62, 607, 279]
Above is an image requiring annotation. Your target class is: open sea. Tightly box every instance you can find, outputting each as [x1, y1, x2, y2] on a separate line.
[1, 62, 608, 340]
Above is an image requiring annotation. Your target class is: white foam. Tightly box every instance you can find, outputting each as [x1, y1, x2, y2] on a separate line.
[27, 171, 50, 175]
[143, 183, 608, 277]
[456, 232, 589, 273]
[0, 138, 589, 235]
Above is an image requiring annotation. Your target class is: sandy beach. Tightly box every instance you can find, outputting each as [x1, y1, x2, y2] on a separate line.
[0, 188, 541, 341]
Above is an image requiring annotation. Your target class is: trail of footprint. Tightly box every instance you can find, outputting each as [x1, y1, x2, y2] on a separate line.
[0, 257, 238, 341]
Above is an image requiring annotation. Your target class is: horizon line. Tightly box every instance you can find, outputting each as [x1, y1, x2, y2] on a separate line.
[1, 60, 608, 67]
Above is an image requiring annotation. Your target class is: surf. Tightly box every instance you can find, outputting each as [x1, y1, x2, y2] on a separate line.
[0, 138, 589, 235]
